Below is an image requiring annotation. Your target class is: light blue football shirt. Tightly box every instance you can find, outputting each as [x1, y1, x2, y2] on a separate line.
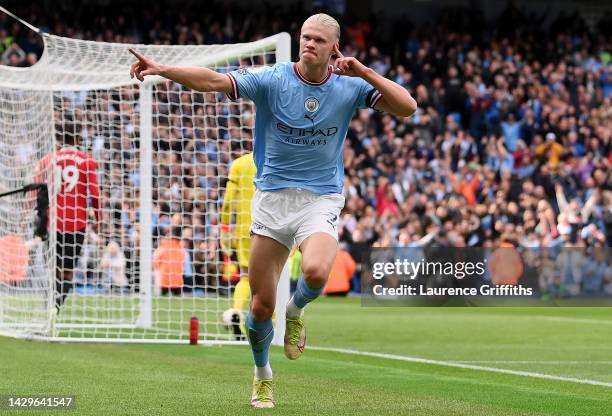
[227, 62, 381, 195]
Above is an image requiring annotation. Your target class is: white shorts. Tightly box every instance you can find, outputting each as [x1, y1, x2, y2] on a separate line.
[250, 188, 345, 250]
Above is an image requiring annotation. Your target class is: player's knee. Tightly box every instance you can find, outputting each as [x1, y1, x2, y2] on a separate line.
[250, 295, 275, 321]
[302, 262, 330, 289]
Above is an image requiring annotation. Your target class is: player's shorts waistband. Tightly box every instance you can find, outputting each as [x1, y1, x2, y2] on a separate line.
[275, 187, 316, 195]
[255, 187, 343, 203]
[257, 187, 338, 196]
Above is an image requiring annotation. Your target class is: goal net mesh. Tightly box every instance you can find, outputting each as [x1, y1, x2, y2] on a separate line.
[0, 32, 289, 343]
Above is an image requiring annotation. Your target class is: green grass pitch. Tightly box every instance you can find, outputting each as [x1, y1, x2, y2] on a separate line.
[1, 297, 611, 415]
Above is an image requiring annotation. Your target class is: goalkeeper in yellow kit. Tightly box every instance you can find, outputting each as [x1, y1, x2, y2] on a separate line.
[221, 152, 256, 340]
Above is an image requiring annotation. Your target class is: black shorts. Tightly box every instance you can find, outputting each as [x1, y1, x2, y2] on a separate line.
[56, 231, 85, 271]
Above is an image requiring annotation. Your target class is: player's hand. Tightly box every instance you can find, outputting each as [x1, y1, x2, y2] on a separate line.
[129, 48, 164, 82]
[332, 44, 368, 78]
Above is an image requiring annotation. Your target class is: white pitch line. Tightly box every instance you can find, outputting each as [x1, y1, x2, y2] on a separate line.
[309, 346, 612, 388]
[454, 361, 612, 365]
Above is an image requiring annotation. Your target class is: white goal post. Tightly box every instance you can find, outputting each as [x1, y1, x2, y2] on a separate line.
[0, 29, 291, 345]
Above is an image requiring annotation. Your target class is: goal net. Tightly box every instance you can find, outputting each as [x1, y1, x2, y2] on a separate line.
[0, 31, 291, 344]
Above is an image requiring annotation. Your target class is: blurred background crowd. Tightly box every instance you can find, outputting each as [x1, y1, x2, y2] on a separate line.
[1, 0, 610, 295]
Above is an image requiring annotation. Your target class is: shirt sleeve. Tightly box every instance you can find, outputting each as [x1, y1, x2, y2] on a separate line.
[353, 77, 382, 110]
[226, 65, 274, 104]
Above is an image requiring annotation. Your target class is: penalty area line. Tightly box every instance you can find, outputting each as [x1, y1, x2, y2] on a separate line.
[309, 346, 612, 388]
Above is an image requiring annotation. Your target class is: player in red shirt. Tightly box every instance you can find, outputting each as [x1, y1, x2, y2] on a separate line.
[39, 119, 101, 315]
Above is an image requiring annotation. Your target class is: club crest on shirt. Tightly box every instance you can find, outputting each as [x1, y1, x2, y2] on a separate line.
[304, 97, 320, 113]
[237, 67, 248, 75]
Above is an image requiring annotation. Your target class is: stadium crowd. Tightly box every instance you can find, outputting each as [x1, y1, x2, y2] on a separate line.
[1, 1, 610, 294]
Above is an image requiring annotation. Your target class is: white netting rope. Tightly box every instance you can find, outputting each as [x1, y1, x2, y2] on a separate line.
[0, 88, 54, 337]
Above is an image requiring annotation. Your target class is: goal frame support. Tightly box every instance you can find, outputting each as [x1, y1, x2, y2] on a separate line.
[136, 83, 153, 329]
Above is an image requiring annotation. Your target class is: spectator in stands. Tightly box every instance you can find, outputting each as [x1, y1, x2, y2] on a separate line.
[0, 234, 29, 284]
[100, 240, 128, 291]
[153, 227, 185, 295]
[323, 243, 356, 296]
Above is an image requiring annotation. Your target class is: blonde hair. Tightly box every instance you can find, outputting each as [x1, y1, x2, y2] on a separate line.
[302, 13, 340, 41]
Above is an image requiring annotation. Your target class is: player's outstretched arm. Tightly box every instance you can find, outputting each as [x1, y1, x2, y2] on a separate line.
[129, 48, 233, 94]
[333, 45, 417, 118]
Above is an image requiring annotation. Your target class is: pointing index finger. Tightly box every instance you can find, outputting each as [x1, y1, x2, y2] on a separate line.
[128, 48, 145, 61]
[333, 44, 344, 58]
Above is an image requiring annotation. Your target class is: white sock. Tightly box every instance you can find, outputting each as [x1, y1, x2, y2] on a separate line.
[255, 364, 273, 380]
[285, 297, 303, 318]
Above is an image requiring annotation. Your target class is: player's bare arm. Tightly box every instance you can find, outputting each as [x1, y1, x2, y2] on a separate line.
[128, 48, 233, 94]
[332, 44, 417, 117]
